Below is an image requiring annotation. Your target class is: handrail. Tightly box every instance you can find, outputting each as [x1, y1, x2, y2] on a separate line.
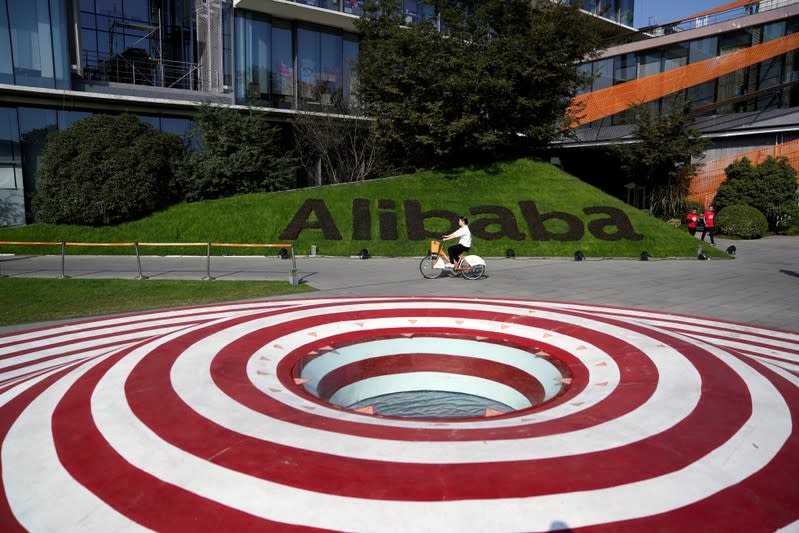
[0, 241, 299, 285]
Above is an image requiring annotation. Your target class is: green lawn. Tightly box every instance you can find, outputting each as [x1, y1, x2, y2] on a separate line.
[0, 278, 314, 327]
[0, 158, 729, 259]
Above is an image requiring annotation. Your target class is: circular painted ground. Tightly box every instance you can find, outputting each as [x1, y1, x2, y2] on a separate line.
[1, 297, 797, 532]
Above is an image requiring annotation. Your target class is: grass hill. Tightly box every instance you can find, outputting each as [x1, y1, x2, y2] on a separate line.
[0, 158, 726, 259]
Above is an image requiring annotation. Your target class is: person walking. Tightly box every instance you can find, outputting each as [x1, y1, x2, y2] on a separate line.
[686, 208, 699, 237]
[443, 216, 472, 267]
[701, 206, 716, 245]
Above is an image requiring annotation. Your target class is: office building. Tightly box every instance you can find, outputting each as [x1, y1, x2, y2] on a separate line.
[2, 0, 654, 227]
[561, 0, 799, 208]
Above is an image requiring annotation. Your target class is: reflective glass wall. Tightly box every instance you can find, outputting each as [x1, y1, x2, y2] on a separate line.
[577, 0, 634, 27]
[0, 106, 194, 225]
[0, 0, 70, 88]
[77, 0, 199, 89]
[235, 11, 359, 110]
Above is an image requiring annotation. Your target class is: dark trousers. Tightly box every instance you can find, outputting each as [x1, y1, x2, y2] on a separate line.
[701, 226, 715, 244]
[448, 244, 469, 264]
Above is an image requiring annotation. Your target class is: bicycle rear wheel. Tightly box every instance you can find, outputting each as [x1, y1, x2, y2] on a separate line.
[460, 261, 485, 280]
[420, 255, 443, 279]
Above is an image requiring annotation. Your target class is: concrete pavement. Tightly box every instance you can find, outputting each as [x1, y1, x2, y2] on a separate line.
[1, 236, 797, 332]
[2, 237, 799, 531]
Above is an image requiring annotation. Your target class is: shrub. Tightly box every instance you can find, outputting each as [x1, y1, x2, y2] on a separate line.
[713, 156, 799, 231]
[33, 114, 185, 225]
[179, 105, 295, 201]
[716, 204, 768, 239]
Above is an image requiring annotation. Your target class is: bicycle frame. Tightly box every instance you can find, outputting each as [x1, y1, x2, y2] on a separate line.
[420, 240, 485, 280]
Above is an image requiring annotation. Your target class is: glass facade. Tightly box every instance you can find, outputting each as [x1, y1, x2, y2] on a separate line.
[578, 15, 799, 125]
[235, 11, 359, 110]
[0, 0, 70, 88]
[78, 0, 198, 89]
[577, 0, 634, 27]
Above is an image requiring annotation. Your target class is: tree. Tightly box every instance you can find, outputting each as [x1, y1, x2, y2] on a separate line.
[180, 105, 296, 201]
[292, 100, 384, 185]
[713, 156, 798, 231]
[33, 114, 185, 225]
[614, 102, 708, 218]
[354, 0, 601, 169]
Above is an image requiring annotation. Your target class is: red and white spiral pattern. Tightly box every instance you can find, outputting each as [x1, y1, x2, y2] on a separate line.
[1, 297, 798, 532]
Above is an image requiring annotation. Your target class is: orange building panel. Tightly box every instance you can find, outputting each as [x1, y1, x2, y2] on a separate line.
[568, 32, 799, 126]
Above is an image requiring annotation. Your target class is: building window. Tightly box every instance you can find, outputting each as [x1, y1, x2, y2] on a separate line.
[4, 0, 68, 89]
[637, 51, 661, 79]
[688, 36, 718, 64]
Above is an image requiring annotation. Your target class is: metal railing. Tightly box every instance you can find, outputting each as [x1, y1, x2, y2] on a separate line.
[0, 241, 299, 285]
[641, 0, 799, 36]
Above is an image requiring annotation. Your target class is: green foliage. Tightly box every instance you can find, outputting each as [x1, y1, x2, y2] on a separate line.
[716, 204, 769, 239]
[614, 102, 708, 219]
[354, 0, 601, 169]
[713, 156, 799, 231]
[33, 114, 185, 225]
[179, 105, 296, 201]
[0, 158, 727, 259]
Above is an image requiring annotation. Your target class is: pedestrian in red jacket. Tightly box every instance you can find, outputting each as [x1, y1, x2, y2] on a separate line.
[686, 208, 699, 236]
[701, 206, 716, 245]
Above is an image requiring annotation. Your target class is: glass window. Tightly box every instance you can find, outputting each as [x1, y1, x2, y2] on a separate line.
[298, 26, 321, 104]
[320, 31, 341, 105]
[637, 51, 661, 78]
[235, 11, 270, 103]
[137, 115, 160, 129]
[575, 62, 592, 95]
[663, 43, 688, 72]
[18, 107, 56, 219]
[343, 35, 359, 107]
[57, 110, 91, 129]
[686, 80, 716, 110]
[613, 53, 635, 85]
[160, 117, 193, 137]
[344, 0, 363, 16]
[403, 0, 418, 25]
[763, 21, 786, 43]
[7, 0, 56, 87]
[0, 0, 13, 84]
[271, 19, 293, 108]
[592, 58, 613, 91]
[95, 0, 123, 17]
[689, 36, 717, 64]
[49, 0, 69, 88]
[719, 29, 752, 55]
[0, 107, 21, 162]
[0, 164, 18, 189]
[757, 57, 782, 111]
[123, 0, 148, 23]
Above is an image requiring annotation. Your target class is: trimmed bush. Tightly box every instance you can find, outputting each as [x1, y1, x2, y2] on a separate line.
[33, 114, 185, 225]
[716, 204, 768, 239]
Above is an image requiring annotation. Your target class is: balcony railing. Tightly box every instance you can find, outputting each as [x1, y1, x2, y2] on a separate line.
[640, 0, 799, 37]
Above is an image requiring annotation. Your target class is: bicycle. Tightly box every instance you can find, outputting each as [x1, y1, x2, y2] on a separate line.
[419, 239, 486, 280]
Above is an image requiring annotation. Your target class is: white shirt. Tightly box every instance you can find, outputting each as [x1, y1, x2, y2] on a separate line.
[451, 225, 472, 248]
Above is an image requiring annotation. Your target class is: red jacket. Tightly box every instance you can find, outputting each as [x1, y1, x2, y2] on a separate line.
[686, 213, 699, 228]
[703, 210, 715, 228]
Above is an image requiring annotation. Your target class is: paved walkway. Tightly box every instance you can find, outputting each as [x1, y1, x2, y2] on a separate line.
[2, 236, 798, 332]
[1, 237, 798, 531]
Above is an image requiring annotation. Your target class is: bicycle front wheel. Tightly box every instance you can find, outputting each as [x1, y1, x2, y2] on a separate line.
[420, 255, 443, 279]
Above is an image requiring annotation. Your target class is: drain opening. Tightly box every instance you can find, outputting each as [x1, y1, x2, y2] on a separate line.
[296, 334, 571, 420]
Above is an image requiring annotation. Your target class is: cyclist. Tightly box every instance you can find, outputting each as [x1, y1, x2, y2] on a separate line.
[443, 216, 471, 267]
